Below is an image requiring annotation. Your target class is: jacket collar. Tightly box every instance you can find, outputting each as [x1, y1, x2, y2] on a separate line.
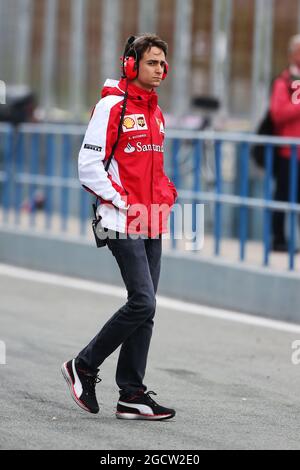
[118, 78, 158, 112]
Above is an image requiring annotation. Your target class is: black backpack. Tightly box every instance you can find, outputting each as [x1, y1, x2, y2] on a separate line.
[252, 71, 292, 175]
[252, 110, 280, 174]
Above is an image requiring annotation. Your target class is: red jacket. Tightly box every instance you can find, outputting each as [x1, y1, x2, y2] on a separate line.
[78, 78, 177, 237]
[270, 69, 300, 159]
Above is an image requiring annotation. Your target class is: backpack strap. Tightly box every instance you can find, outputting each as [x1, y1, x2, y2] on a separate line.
[95, 81, 129, 210]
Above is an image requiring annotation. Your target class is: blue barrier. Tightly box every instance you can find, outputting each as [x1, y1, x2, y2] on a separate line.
[192, 140, 202, 236]
[214, 140, 222, 257]
[170, 138, 180, 250]
[1, 123, 300, 272]
[289, 145, 299, 270]
[61, 134, 70, 232]
[263, 144, 273, 266]
[14, 132, 24, 226]
[2, 128, 13, 223]
[29, 133, 40, 229]
[239, 142, 250, 262]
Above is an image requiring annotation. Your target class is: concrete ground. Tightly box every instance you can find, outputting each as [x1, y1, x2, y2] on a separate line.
[1, 265, 300, 450]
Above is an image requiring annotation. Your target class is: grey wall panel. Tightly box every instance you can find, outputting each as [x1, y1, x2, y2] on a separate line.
[0, 228, 299, 323]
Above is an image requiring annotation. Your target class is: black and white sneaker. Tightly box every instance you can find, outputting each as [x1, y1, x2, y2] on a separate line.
[116, 390, 176, 421]
[61, 359, 101, 414]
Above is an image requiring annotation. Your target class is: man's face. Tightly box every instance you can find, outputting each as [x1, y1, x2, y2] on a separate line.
[290, 45, 300, 69]
[132, 46, 166, 91]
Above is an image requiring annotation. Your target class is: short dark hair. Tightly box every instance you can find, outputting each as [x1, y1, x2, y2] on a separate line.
[124, 34, 168, 62]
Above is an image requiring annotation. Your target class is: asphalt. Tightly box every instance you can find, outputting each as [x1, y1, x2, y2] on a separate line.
[1, 270, 300, 450]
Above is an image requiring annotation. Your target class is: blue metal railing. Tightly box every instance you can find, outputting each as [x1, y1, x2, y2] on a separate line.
[263, 144, 273, 267]
[214, 140, 222, 257]
[166, 129, 300, 271]
[1, 123, 300, 272]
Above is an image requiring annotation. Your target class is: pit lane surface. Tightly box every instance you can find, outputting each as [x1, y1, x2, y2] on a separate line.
[1, 264, 300, 450]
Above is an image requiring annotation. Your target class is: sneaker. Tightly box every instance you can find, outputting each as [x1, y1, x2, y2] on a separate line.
[61, 359, 101, 414]
[116, 390, 176, 421]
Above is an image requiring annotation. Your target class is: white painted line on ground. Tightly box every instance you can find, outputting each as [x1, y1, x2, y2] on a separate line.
[0, 263, 300, 334]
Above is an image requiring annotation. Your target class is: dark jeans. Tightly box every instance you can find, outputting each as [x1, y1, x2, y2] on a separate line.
[77, 234, 162, 396]
[272, 157, 300, 243]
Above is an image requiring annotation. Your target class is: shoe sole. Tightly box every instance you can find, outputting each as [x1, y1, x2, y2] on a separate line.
[115, 411, 175, 421]
[61, 362, 98, 414]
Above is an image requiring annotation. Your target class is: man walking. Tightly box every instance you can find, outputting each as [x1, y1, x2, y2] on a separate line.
[270, 34, 300, 251]
[61, 34, 177, 420]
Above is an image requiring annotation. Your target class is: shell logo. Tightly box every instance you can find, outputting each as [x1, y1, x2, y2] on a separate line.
[123, 117, 135, 129]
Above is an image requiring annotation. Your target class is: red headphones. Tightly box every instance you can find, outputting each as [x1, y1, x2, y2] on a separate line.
[123, 55, 139, 80]
[122, 41, 169, 81]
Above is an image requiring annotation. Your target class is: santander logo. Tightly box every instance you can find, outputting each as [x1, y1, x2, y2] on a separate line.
[123, 142, 164, 154]
[124, 143, 135, 153]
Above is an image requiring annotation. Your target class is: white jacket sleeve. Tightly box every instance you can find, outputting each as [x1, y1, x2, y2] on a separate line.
[78, 95, 128, 210]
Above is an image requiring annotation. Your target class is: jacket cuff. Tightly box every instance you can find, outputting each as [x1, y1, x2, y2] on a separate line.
[112, 192, 130, 210]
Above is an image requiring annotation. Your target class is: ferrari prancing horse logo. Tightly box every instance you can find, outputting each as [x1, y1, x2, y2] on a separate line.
[156, 118, 165, 134]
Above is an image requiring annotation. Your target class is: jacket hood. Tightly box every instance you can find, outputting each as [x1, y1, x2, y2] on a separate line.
[101, 78, 158, 112]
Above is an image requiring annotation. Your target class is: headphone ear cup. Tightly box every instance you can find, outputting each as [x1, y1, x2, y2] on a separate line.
[123, 56, 138, 80]
[162, 61, 169, 80]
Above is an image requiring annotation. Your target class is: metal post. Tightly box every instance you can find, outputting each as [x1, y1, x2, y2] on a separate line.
[14, 132, 25, 225]
[170, 139, 181, 249]
[138, 0, 158, 34]
[45, 134, 55, 230]
[263, 145, 273, 267]
[70, 0, 87, 121]
[15, 0, 33, 85]
[288, 146, 298, 271]
[239, 143, 250, 262]
[211, 0, 233, 114]
[0, 0, 18, 81]
[61, 134, 71, 232]
[251, 0, 274, 128]
[41, 0, 57, 119]
[214, 141, 222, 256]
[171, 0, 193, 117]
[2, 129, 14, 223]
[100, 0, 121, 86]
